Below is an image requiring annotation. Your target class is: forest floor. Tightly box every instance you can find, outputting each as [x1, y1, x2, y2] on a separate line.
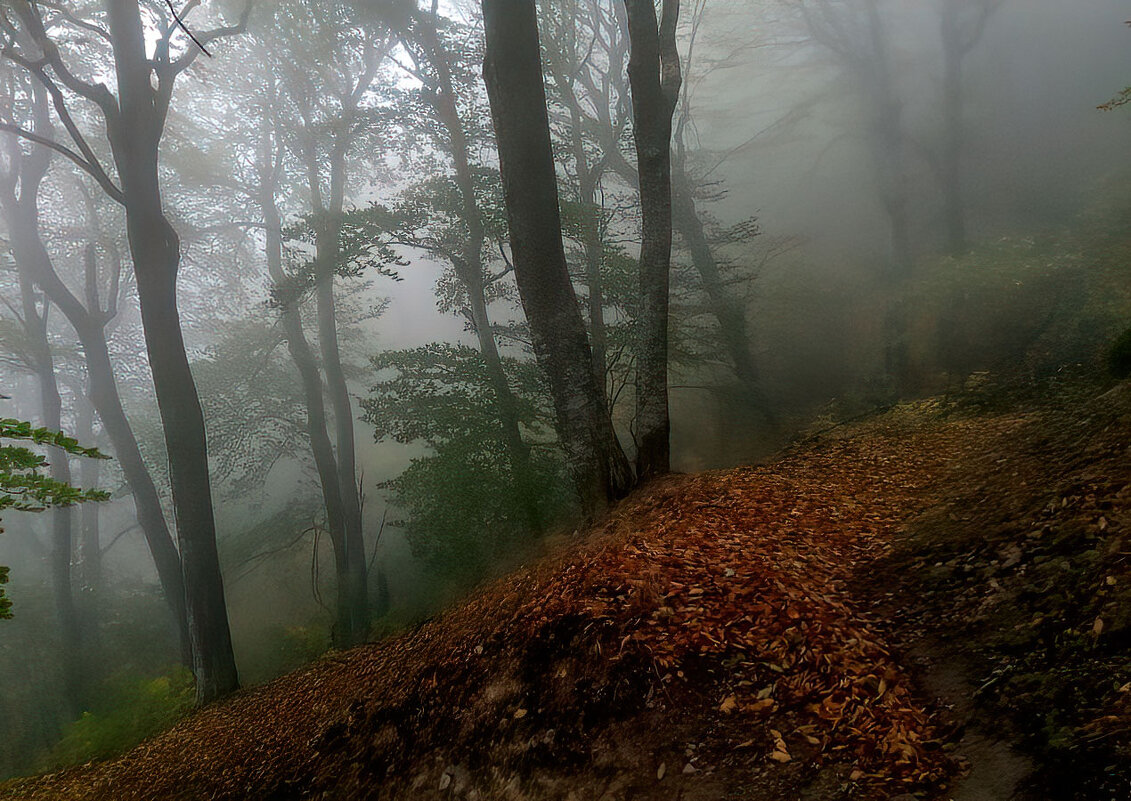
[3, 374, 1129, 801]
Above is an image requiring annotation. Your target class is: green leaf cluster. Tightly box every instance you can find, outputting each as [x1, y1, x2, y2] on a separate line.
[363, 344, 572, 581]
[0, 418, 110, 619]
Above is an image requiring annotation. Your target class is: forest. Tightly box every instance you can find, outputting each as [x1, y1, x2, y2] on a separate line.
[0, 1, 1128, 799]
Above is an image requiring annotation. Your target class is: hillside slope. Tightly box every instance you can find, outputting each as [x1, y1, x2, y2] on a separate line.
[4, 381, 1128, 801]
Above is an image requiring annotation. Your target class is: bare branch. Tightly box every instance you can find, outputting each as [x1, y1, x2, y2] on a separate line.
[0, 121, 124, 203]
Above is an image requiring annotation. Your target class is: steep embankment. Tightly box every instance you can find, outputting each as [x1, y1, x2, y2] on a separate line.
[4, 383, 1128, 800]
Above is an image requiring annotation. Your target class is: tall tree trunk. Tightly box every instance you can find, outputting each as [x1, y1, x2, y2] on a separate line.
[304, 135, 369, 645]
[569, 106, 609, 402]
[72, 315, 193, 666]
[410, 10, 543, 533]
[73, 387, 102, 649]
[259, 136, 357, 647]
[481, 0, 634, 514]
[127, 211, 238, 702]
[15, 270, 82, 714]
[622, 0, 681, 480]
[105, 0, 238, 704]
[940, 0, 969, 255]
[863, 2, 912, 278]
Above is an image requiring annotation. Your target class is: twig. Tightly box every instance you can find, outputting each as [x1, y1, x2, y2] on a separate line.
[163, 0, 212, 57]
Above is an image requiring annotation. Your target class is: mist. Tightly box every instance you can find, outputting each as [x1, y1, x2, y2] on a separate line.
[0, 0, 1129, 796]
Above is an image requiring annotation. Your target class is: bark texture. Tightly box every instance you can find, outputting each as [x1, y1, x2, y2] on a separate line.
[481, 0, 633, 514]
[623, 0, 681, 479]
[104, 0, 239, 703]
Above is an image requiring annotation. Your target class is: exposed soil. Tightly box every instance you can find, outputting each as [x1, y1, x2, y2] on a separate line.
[3, 378, 1128, 801]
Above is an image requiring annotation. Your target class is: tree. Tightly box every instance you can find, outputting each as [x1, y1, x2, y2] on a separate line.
[480, 0, 633, 514]
[622, 0, 681, 479]
[253, 1, 396, 646]
[796, 0, 912, 276]
[362, 344, 570, 582]
[0, 64, 193, 667]
[936, 0, 1002, 254]
[1, 0, 247, 703]
[373, 2, 546, 534]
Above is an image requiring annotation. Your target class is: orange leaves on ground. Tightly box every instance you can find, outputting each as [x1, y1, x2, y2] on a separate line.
[514, 423, 992, 794]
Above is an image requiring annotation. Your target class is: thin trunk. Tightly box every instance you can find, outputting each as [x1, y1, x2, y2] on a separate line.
[411, 10, 543, 533]
[864, 2, 912, 277]
[940, 1, 968, 255]
[671, 164, 775, 423]
[73, 388, 102, 649]
[260, 142, 356, 646]
[105, 0, 238, 704]
[309, 150, 369, 645]
[622, 0, 681, 479]
[481, 0, 634, 514]
[572, 111, 609, 402]
[16, 271, 82, 714]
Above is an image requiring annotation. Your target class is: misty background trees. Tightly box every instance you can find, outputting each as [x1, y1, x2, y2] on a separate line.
[0, 0, 1128, 780]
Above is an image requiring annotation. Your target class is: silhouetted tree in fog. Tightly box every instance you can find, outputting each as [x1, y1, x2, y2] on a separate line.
[935, 0, 1002, 254]
[796, 0, 912, 276]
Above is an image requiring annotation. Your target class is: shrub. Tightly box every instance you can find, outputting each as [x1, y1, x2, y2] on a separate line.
[47, 667, 194, 767]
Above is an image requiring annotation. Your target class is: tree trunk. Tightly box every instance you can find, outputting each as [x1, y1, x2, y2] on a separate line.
[313, 204, 370, 646]
[411, 10, 544, 533]
[940, 1, 968, 255]
[260, 151, 357, 647]
[74, 391, 102, 597]
[671, 164, 775, 422]
[15, 269, 82, 715]
[73, 318, 193, 666]
[127, 210, 238, 703]
[481, 0, 633, 514]
[105, 0, 238, 704]
[622, 0, 681, 480]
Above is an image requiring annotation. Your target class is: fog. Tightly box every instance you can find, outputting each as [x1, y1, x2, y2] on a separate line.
[0, 0, 1128, 782]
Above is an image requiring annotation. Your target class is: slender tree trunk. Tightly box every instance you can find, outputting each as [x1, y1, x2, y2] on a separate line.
[940, 2, 967, 255]
[411, 11, 543, 533]
[72, 387, 102, 654]
[671, 165, 775, 422]
[15, 270, 82, 714]
[260, 150, 357, 647]
[481, 0, 634, 514]
[105, 0, 238, 704]
[303, 135, 369, 645]
[74, 392, 101, 596]
[74, 319, 193, 666]
[622, 0, 681, 479]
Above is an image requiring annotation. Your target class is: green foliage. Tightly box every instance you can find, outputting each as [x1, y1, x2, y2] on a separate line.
[0, 419, 110, 619]
[1105, 326, 1131, 379]
[363, 344, 572, 582]
[47, 667, 195, 767]
[0, 419, 110, 513]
